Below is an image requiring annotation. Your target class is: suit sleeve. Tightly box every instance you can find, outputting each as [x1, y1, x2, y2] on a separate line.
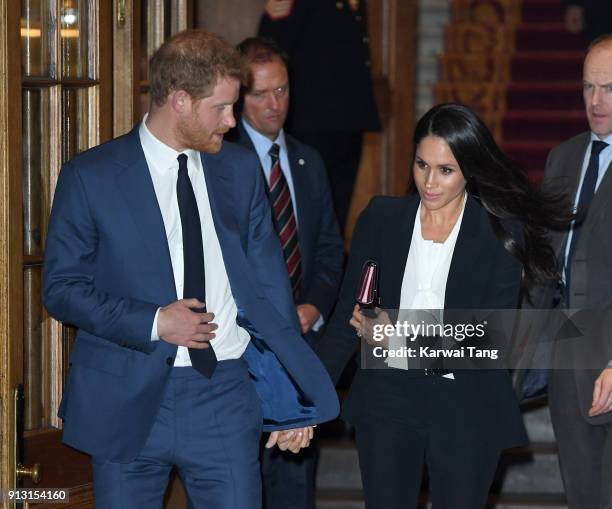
[258, 0, 307, 54]
[317, 198, 377, 384]
[302, 151, 344, 319]
[43, 162, 159, 352]
[246, 152, 302, 331]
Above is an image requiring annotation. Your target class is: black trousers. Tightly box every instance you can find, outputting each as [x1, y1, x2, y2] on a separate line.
[261, 440, 317, 509]
[352, 375, 502, 509]
[291, 129, 363, 235]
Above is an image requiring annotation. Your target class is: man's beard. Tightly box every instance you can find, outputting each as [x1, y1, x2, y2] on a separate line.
[175, 114, 225, 154]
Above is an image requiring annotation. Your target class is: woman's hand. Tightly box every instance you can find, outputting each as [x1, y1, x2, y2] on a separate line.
[349, 304, 392, 348]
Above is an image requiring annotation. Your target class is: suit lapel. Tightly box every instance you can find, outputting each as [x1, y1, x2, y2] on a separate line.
[236, 122, 257, 153]
[550, 134, 590, 256]
[445, 195, 485, 309]
[236, 122, 270, 199]
[380, 195, 483, 310]
[201, 146, 299, 330]
[585, 159, 612, 221]
[114, 128, 176, 300]
[286, 136, 311, 274]
[559, 135, 590, 207]
[235, 126, 310, 273]
[200, 149, 244, 252]
[384, 196, 419, 308]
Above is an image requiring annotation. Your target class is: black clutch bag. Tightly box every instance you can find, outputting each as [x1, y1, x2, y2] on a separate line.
[355, 260, 380, 309]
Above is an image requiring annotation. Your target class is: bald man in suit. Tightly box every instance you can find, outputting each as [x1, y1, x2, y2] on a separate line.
[542, 35, 612, 509]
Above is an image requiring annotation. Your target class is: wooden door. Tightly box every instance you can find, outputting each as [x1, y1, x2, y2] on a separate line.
[0, 1, 193, 507]
[0, 1, 112, 507]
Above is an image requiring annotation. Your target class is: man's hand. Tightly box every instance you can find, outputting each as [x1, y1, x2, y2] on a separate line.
[264, 0, 293, 20]
[297, 304, 321, 334]
[565, 5, 584, 33]
[157, 299, 217, 349]
[589, 367, 612, 417]
[265, 426, 314, 453]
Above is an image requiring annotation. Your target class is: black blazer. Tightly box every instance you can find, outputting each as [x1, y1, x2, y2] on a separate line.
[258, 0, 380, 133]
[317, 193, 528, 448]
[565, 0, 612, 42]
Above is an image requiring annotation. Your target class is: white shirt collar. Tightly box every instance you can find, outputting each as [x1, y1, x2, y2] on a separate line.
[241, 118, 287, 161]
[590, 131, 612, 146]
[139, 113, 200, 173]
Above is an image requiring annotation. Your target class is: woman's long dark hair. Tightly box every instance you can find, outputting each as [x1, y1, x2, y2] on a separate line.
[413, 103, 572, 288]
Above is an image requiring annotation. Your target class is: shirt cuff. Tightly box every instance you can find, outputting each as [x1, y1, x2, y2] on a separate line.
[607, 360, 612, 369]
[311, 313, 325, 332]
[151, 308, 161, 341]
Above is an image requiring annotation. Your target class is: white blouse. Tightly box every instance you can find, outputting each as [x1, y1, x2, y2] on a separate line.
[400, 195, 466, 310]
[387, 194, 466, 371]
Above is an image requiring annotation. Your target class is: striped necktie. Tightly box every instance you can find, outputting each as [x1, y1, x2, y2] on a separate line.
[268, 143, 302, 299]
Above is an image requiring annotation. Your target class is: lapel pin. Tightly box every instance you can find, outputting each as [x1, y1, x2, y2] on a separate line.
[298, 158, 305, 166]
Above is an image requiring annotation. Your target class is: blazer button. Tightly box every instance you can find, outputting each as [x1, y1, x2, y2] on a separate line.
[166, 357, 174, 366]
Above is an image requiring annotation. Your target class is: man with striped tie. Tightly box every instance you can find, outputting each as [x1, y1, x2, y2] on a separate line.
[230, 37, 344, 509]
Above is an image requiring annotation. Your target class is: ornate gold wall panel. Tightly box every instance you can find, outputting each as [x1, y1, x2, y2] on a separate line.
[435, 0, 522, 141]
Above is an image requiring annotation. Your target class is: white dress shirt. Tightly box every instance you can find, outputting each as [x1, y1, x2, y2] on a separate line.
[242, 119, 299, 225]
[387, 195, 466, 371]
[139, 117, 250, 364]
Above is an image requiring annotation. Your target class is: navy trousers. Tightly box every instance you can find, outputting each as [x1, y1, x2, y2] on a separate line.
[92, 360, 263, 509]
[261, 440, 317, 509]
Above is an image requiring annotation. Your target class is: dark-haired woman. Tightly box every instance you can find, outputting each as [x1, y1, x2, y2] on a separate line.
[317, 103, 570, 509]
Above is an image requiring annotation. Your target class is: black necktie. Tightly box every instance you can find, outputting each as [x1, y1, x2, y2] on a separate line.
[176, 153, 217, 378]
[565, 140, 609, 291]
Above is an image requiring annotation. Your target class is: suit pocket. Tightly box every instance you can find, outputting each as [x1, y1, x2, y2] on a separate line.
[70, 333, 130, 376]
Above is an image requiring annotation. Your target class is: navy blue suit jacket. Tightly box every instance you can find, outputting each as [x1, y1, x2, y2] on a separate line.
[230, 124, 344, 340]
[43, 126, 339, 462]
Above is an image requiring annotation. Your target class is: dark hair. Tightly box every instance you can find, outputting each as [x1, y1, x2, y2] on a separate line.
[149, 29, 245, 106]
[236, 37, 288, 93]
[234, 37, 289, 116]
[413, 103, 572, 287]
[237, 37, 288, 68]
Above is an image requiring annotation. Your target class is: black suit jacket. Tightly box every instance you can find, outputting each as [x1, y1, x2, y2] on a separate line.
[565, 0, 612, 42]
[317, 193, 528, 448]
[229, 123, 344, 329]
[258, 0, 380, 133]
